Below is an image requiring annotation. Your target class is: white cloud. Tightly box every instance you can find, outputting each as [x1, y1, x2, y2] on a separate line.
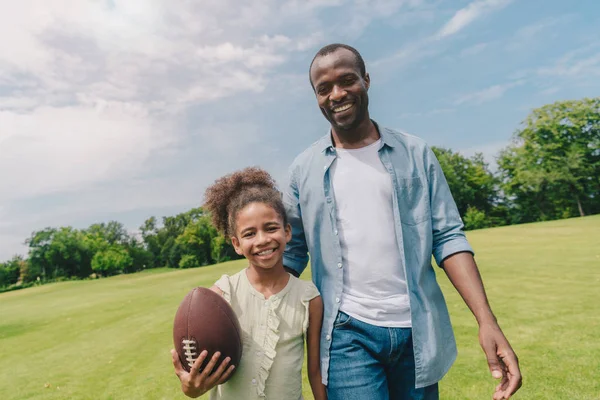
[436, 0, 512, 39]
[454, 80, 524, 105]
[0, 101, 171, 201]
[537, 47, 600, 78]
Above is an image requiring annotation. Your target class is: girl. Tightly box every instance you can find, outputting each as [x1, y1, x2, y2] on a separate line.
[171, 167, 327, 400]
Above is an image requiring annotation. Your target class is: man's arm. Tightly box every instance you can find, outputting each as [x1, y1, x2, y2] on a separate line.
[441, 252, 522, 400]
[282, 167, 309, 278]
[426, 147, 522, 400]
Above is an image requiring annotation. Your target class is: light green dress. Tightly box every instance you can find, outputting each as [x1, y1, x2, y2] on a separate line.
[209, 269, 320, 400]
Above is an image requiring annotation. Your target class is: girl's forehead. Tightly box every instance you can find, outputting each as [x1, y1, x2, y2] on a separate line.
[237, 202, 282, 221]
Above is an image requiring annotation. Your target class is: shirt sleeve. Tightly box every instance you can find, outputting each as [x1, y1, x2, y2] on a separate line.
[425, 146, 475, 266]
[301, 281, 321, 334]
[214, 274, 232, 303]
[282, 166, 310, 276]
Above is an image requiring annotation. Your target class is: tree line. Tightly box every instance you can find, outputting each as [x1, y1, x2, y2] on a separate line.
[1, 98, 598, 290]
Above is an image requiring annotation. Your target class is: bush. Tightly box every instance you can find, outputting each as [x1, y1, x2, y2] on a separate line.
[463, 206, 492, 230]
[91, 247, 132, 276]
[179, 254, 200, 269]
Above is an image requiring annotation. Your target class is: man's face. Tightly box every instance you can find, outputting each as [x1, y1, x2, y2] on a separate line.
[310, 48, 370, 131]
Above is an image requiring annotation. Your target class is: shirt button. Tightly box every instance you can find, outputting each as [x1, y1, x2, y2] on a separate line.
[335, 297, 340, 303]
[256, 351, 262, 356]
[337, 262, 342, 268]
[334, 229, 338, 235]
[326, 334, 331, 341]
[252, 378, 257, 385]
[323, 165, 327, 170]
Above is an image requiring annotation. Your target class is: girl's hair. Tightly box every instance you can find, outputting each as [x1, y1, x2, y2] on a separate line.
[203, 167, 288, 237]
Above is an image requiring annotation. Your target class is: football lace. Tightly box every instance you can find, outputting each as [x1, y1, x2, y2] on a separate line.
[182, 339, 197, 369]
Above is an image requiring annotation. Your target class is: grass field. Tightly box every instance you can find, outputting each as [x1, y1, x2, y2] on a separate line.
[1, 215, 599, 400]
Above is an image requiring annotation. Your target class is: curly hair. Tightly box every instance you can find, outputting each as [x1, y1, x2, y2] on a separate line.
[203, 167, 287, 238]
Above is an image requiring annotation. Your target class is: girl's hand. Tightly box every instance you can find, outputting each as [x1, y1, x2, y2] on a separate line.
[171, 349, 236, 398]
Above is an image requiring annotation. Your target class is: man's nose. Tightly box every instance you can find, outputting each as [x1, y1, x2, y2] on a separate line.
[330, 85, 346, 102]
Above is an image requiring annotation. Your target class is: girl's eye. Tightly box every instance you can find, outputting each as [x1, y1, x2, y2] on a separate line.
[243, 232, 255, 238]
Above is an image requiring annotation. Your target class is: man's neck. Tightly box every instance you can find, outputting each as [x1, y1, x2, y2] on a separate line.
[331, 117, 380, 149]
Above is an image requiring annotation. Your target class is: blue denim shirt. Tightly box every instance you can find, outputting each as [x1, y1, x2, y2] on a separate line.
[282, 121, 474, 388]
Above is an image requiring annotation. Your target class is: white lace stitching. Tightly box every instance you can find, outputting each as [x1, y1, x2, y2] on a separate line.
[182, 339, 197, 368]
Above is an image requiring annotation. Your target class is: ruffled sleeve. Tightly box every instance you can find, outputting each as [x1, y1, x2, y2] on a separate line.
[301, 282, 321, 334]
[213, 274, 232, 304]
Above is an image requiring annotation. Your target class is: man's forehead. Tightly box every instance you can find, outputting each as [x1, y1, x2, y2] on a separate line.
[311, 49, 359, 80]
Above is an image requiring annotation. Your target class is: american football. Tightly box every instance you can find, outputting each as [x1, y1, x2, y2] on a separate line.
[173, 287, 243, 380]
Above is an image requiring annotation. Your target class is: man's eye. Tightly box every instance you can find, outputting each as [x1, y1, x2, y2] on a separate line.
[317, 86, 330, 95]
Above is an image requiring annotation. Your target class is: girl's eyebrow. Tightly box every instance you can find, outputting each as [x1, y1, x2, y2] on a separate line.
[240, 227, 255, 235]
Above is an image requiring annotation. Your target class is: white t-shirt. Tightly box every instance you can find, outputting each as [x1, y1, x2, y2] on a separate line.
[330, 139, 411, 328]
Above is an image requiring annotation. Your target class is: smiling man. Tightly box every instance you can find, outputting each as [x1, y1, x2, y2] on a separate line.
[282, 43, 522, 400]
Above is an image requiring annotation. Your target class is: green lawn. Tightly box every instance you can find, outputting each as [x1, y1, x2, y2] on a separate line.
[1, 215, 599, 399]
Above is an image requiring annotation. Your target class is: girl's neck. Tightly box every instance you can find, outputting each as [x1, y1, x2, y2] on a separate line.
[246, 264, 290, 299]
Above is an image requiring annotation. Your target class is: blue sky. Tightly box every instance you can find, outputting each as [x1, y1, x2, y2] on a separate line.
[1, 0, 599, 260]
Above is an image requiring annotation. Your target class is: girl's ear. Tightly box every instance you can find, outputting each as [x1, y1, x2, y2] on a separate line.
[284, 223, 292, 243]
[231, 236, 244, 256]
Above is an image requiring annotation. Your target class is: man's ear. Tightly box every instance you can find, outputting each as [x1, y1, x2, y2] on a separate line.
[364, 72, 370, 90]
[231, 236, 244, 256]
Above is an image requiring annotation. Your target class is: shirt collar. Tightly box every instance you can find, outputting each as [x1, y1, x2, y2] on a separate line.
[319, 119, 396, 153]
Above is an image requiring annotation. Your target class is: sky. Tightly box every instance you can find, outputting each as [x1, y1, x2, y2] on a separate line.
[1, 0, 599, 260]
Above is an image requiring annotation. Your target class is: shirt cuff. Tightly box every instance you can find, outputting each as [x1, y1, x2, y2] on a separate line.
[433, 239, 474, 267]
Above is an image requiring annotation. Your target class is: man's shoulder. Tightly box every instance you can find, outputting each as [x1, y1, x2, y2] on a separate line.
[289, 134, 329, 172]
[380, 125, 430, 152]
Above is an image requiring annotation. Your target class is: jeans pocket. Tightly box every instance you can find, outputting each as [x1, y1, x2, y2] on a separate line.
[333, 311, 353, 329]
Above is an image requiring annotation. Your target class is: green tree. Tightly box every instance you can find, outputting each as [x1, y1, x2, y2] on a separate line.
[0, 256, 24, 287]
[498, 98, 600, 222]
[91, 246, 133, 276]
[26, 227, 93, 280]
[432, 147, 499, 218]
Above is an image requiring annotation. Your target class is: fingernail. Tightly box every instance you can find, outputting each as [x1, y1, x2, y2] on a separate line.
[492, 370, 502, 379]
[201, 350, 208, 356]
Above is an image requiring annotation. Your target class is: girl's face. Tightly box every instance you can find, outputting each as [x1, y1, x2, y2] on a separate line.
[231, 202, 291, 271]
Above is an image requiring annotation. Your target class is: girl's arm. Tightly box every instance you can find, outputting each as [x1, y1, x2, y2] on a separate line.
[307, 296, 327, 400]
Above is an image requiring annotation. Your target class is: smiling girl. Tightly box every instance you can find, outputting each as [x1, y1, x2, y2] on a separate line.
[171, 167, 326, 400]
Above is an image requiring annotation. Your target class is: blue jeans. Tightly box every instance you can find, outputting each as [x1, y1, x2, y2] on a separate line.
[327, 312, 439, 400]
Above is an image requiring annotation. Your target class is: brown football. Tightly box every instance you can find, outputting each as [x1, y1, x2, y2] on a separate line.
[173, 287, 243, 380]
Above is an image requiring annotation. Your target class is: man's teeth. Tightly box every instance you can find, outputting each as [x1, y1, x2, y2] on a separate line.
[257, 249, 275, 256]
[333, 103, 353, 113]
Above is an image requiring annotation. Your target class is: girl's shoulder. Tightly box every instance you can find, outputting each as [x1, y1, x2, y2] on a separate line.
[213, 269, 247, 303]
[284, 275, 320, 334]
[287, 274, 320, 299]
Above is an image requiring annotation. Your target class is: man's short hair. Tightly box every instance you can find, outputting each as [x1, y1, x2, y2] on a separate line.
[309, 43, 366, 87]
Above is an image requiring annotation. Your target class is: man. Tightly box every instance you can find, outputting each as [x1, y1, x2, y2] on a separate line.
[282, 43, 522, 400]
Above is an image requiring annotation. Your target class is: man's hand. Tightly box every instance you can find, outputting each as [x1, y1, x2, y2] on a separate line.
[479, 323, 522, 399]
[171, 349, 235, 398]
